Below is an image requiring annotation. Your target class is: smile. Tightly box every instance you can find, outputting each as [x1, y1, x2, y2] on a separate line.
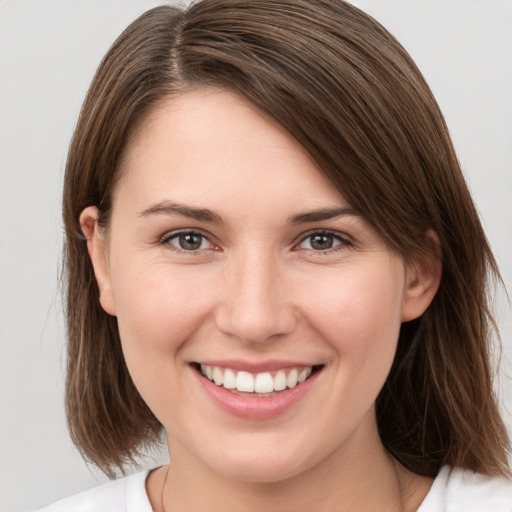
[199, 364, 316, 395]
[192, 361, 324, 419]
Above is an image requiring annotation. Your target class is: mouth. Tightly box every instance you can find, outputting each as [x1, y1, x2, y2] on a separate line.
[192, 363, 324, 397]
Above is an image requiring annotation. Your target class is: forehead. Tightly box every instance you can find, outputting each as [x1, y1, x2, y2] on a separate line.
[114, 89, 348, 215]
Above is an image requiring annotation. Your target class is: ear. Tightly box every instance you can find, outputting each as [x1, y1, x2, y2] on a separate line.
[79, 206, 117, 316]
[401, 230, 442, 322]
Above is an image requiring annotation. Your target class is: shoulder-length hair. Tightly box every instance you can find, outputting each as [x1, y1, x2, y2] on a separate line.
[63, 0, 510, 477]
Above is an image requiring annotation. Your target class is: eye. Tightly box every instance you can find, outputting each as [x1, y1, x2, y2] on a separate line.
[163, 230, 214, 252]
[297, 231, 350, 252]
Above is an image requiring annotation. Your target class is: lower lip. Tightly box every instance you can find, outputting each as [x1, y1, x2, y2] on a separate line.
[193, 367, 322, 420]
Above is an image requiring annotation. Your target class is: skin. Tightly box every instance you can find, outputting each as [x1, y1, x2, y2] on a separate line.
[81, 89, 441, 511]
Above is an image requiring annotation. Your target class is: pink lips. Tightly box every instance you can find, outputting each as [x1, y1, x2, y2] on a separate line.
[193, 362, 322, 420]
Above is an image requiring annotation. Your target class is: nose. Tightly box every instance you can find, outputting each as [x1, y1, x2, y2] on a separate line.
[214, 250, 297, 344]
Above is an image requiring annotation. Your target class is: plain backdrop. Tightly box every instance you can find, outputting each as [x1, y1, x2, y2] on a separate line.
[1, 1, 511, 510]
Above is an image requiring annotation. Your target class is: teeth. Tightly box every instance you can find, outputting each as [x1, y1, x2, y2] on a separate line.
[236, 371, 255, 392]
[274, 370, 287, 391]
[199, 364, 315, 393]
[223, 369, 236, 389]
[213, 367, 223, 386]
[286, 369, 298, 388]
[254, 372, 274, 393]
[298, 368, 311, 383]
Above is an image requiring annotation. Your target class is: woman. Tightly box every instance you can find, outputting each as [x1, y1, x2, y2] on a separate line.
[36, 0, 511, 510]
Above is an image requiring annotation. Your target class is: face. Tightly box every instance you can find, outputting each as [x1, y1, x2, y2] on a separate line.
[83, 89, 437, 483]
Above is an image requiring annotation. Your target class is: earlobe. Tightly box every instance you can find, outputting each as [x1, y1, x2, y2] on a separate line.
[79, 206, 117, 316]
[401, 230, 442, 322]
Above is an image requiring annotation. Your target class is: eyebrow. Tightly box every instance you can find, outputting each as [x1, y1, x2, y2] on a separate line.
[289, 207, 360, 224]
[138, 201, 225, 224]
[138, 201, 359, 225]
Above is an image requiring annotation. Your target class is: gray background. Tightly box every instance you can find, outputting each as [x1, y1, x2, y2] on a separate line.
[1, 1, 511, 510]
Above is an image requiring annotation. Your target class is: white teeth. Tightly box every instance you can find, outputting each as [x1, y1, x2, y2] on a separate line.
[236, 371, 255, 392]
[274, 370, 287, 391]
[223, 369, 236, 389]
[298, 368, 311, 383]
[254, 372, 274, 393]
[199, 364, 316, 393]
[286, 369, 298, 388]
[213, 367, 223, 386]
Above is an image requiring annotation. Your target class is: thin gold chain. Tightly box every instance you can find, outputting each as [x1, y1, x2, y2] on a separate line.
[160, 465, 171, 512]
[159, 460, 407, 511]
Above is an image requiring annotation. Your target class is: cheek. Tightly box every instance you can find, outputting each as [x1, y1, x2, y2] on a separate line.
[109, 260, 218, 420]
[110, 259, 214, 367]
[307, 264, 404, 333]
[302, 265, 404, 389]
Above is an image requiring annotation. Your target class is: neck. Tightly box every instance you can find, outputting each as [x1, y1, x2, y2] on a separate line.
[153, 415, 432, 512]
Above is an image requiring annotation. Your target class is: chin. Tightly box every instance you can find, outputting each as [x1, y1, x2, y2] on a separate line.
[196, 438, 322, 484]
[213, 457, 307, 484]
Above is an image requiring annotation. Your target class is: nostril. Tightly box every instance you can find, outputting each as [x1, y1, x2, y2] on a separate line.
[214, 292, 297, 344]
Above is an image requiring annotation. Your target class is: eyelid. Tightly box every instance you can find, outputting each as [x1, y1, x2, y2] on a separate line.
[159, 228, 219, 252]
[157, 228, 352, 254]
[294, 229, 352, 251]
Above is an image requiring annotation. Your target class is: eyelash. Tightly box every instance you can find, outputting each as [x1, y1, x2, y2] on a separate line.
[159, 230, 217, 255]
[295, 230, 352, 254]
[159, 229, 352, 255]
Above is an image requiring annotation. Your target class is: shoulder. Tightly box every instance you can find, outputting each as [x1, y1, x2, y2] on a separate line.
[419, 465, 512, 512]
[32, 470, 153, 512]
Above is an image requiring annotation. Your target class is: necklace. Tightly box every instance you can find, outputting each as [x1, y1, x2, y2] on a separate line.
[158, 459, 407, 512]
[160, 465, 170, 512]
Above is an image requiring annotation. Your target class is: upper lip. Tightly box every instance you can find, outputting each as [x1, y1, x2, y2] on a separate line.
[193, 359, 320, 373]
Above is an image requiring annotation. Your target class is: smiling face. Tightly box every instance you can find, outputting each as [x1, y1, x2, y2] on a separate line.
[81, 89, 438, 483]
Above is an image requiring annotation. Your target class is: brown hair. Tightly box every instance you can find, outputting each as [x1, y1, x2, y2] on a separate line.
[63, 0, 510, 477]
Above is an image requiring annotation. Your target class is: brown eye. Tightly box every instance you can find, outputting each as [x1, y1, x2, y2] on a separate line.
[310, 233, 335, 251]
[166, 231, 212, 251]
[297, 231, 349, 252]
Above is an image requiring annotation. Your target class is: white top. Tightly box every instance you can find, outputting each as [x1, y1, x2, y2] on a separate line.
[34, 465, 512, 511]
[417, 466, 512, 511]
